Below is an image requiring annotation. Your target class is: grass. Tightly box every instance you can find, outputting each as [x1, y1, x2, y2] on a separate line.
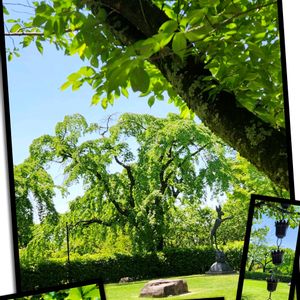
[104, 274, 291, 300]
[242, 279, 290, 300]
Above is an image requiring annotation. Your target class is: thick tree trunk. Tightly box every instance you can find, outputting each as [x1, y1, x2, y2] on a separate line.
[88, 0, 289, 190]
[154, 196, 165, 252]
[156, 236, 164, 252]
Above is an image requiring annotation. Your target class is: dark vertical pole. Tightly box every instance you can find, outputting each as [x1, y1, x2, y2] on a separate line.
[289, 218, 300, 300]
[66, 222, 70, 265]
[295, 253, 300, 299]
[66, 222, 71, 282]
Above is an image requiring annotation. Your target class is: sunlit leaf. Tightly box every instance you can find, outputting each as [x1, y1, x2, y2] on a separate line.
[159, 20, 178, 33]
[172, 32, 186, 60]
[148, 95, 155, 107]
[130, 67, 150, 93]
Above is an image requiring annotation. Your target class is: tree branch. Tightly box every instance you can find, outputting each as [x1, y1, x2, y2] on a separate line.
[164, 143, 208, 185]
[5, 31, 43, 36]
[87, 0, 289, 191]
[170, 185, 180, 198]
[93, 168, 130, 216]
[99, 113, 117, 136]
[5, 27, 80, 37]
[158, 143, 183, 194]
[114, 155, 135, 208]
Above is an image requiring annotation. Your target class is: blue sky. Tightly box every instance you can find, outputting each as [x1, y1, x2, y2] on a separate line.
[6, 42, 180, 165]
[5, 37, 183, 213]
[252, 211, 299, 251]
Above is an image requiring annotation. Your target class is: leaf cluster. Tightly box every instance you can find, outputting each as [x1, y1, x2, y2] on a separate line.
[4, 0, 284, 126]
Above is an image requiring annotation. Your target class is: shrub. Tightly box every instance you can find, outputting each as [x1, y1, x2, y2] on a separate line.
[161, 247, 216, 275]
[245, 271, 291, 283]
[222, 241, 244, 270]
[20, 244, 244, 291]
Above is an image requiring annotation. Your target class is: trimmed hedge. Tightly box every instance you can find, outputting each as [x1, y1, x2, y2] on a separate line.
[20, 245, 243, 291]
[245, 271, 291, 283]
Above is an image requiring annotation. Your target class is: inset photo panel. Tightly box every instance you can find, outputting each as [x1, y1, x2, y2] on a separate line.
[236, 195, 300, 300]
[291, 233, 300, 300]
[0, 0, 296, 299]
[0, 3, 19, 296]
[0, 279, 106, 300]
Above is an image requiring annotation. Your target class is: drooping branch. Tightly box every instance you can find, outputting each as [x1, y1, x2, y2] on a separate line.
[93, 168, 130, 217]
[159, 146, 179, 194]
[114, 155, 135, 208]
[159, 157, 174, 191]
[157, 143, 208, 197]
[170, 185, 180, 198]
[163, 143, 208, 189]
[178, 144, 208, 169]
[87, 0, 289, 191]
[159, 143, 187, 192]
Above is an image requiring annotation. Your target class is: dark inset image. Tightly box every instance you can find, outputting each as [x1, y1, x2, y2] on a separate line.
[182, 298, 225, 300]
[291, 236, 300, 299]
[236, 195, 300, 300]
[0, 279, 106, 300]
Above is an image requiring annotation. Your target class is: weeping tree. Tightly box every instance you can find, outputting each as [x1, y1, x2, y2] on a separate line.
[18, 113, 285, 258]
[14, 159, 58, 248]
[4, 0, 290, 191]
[23, 113, 234, 253]
[217, 155, 289, 245]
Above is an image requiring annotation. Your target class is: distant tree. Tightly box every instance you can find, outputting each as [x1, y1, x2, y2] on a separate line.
[164, 205, 215, 248]
[14, 159, 58, 247]
[217, 156, 289, 245]
[276, 248, 295, 275]
[247, 226, 272, 272]
[23, 113, 237, 252]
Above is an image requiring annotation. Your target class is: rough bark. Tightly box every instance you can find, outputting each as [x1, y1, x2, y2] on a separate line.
[87, 0, 289, 190]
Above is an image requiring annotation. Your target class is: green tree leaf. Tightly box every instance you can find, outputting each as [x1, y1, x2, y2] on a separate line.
[159, 20, 178, 33]
[10, 23, 21, 33]
[130, 67, 150, 93]
[148, 95, 155, 107]
[91, 93, 100, 105]
[172, 32, 187, 60]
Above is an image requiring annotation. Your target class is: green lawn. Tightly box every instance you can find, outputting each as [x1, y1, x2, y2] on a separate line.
[242, 279, 290, 300]
[104, 274, 291, 300]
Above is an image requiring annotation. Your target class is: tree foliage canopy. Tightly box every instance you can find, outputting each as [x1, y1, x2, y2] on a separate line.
[23, 113, 235, 252]
[4, 0, 289, 190]
[16, 113, 287, 260]
[14, 158, 58, 247]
